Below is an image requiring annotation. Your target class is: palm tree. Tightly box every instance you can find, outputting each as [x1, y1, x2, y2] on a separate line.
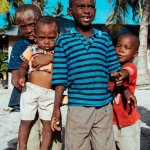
[107, 0, 150, 85]
[106, 0, 142, 32]
[0, 0, 24, 27]
[136, 0, 150, 85]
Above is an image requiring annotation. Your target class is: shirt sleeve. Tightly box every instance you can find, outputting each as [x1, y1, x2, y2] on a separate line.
[122, 64, 136, 87]
[106, 36, 121, 74]
[8, 41, 29, 71]
[52, 37, 68, 87]
[20, 47, 32, 64]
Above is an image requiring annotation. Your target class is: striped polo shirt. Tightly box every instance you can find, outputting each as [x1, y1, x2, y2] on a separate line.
[52, 27, 120, 107]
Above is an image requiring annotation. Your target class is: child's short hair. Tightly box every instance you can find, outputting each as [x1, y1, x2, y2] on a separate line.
[69, 0, 96, 7]
[120, 33, 140, 52]
[34, 16, 60, 34]
[15, 4, 42, 24]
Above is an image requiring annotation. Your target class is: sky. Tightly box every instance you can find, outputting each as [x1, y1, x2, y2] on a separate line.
[0, 0, 138, 28]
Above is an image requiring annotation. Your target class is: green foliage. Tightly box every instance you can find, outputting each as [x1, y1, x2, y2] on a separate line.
[0, 0, 10, 14]
[0, 0, 24, 27]
[0, 49, 8, 72]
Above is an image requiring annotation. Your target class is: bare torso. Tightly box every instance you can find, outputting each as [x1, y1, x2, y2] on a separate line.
[28, 71, 52, 89]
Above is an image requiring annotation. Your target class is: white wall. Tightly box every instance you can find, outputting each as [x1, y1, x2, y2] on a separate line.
[8, 36, 20, 90]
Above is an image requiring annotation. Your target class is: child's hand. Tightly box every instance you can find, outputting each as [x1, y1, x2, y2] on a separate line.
[51, 108, 61, 132]
[111, 69, 128, 86]
[123, 88, 137, 114]
[18, 76, 26, 90]
[128, 94, 137, 108]
[31, 54, 53, 70]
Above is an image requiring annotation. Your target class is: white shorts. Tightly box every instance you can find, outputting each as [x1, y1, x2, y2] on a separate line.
[20, 82, 55, 120]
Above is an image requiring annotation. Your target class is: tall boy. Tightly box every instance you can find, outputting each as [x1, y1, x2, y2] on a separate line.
[112, 33, 140, 150]
[51, 0, 125, 149]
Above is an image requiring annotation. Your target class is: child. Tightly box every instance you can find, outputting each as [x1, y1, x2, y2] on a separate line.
[18, 16, 60, 150]
[8, 4, 42, 109]
[51, 0, 127, 149]
[111, 33, 140, 150]
[8, 4, 50, 150]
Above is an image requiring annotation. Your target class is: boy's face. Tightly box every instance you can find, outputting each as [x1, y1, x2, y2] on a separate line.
[17, 10, 38, 42]
[68, 0, 96, 27]
[35, 23, 58, 51]
[115, 36, 137, 64]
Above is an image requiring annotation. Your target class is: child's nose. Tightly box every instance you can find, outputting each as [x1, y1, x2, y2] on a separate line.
[84, 7, 90, 13]
[44, 38, 50, 44]
[26, 26, 32, 33]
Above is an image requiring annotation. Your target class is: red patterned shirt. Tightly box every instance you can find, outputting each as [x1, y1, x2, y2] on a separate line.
[109, 62, 140, 128]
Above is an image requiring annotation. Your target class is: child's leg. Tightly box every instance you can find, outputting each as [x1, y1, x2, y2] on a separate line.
[18, 120, 33, 150]
[113, 120, 140, 150]
[90, 103, 116, 150]
[26, 116, 41, 150]
[40, 120, 52, 150]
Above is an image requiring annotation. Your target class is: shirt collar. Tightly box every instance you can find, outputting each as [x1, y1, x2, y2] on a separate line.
[70, 27, 102, 37]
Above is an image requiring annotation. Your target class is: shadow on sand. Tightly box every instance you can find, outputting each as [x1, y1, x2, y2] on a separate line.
[4, 138, 17, 150]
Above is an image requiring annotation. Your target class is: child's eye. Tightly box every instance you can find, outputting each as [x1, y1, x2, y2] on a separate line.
[38, 37, 45, 40]
[78, 4, 84, 8]
[116, 45, 121, 48]
[88, 5, 95, 9]
[20, 25, 26, 30]
[37, 36, 57, 41]
[48, 37, 57, 41]
[124, 46, 130, 50]
[28, 23, 35, 27]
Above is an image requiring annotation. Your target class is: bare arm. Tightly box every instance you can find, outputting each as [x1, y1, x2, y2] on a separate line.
[11, 70, 20, 90]
[51, 85, 65, 132]
[31, 53, 53, 70]
[18, 62, 28, 90]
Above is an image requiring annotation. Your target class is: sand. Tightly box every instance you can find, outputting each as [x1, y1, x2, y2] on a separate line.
[0, 87, 150, 150]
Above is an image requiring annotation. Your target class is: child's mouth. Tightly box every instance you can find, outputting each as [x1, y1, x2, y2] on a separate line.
[82, 17, 90, 22]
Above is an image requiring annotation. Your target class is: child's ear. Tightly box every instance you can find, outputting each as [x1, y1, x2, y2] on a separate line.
[134, 52, 138, 58]
[67, 7, 72, 17]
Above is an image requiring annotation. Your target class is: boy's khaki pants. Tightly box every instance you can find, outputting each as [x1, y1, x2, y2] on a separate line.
[65, 103, 116, 150]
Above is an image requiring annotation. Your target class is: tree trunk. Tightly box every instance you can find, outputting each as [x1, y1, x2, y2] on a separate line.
[136, 0, 150, 85]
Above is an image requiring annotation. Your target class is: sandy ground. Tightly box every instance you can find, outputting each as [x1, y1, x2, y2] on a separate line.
[0, 87, 150, 150]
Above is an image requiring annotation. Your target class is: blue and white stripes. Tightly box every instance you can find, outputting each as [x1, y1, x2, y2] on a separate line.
[52, 28, 120, 106]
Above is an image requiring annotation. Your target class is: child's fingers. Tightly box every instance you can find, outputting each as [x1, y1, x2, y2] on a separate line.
[51, 117, 61, 132]
[116, 80, 123, 86]
[54, 122, 61, 131]
[128, 97, 137, 109]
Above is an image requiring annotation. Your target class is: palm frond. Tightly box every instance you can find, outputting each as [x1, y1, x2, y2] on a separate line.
[0, 0, 10, 14]
[49, 2, 64, 17]
[106, 0, 142, 33]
